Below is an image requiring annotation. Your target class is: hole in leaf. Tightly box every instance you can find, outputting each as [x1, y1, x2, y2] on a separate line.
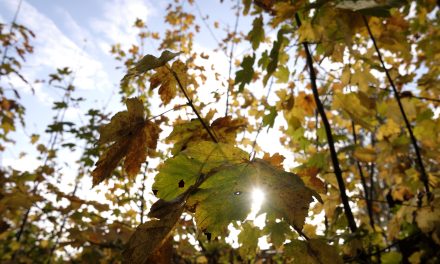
[178, 179, 184, 188]
[204, 232, 211, 241]
[234, 191, 242, 195]
[152, 189, 158, 196]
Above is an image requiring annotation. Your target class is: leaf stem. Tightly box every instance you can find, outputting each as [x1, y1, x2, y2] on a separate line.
[362, 15, 430, 200]
[295, 13, 357, 233]
[167, 66, 218, 143]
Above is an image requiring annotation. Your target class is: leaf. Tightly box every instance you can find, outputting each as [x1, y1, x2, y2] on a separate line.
[187, 159, 321, 236]
[92, 98, 159, 186]
[121, 50, 181, 88]
[165, 116, 246, 155]
[238, 222, 261, 259]
[333, 92, 375, 130]
[416, 196, 440, 239]
[123, 197, 184, 264]
[262, 219, 292, 248]
[248, 16, 265, 50]
[150, 60, 187, 105]
[263, 29, 286, 86]
[262, 106, 277, 128]
[353, 146, 376, 162]
[273, 65, 290, 83]
[381, 251, 403, 264]
[285, 239, 343, 264]
[235, 54, 255, 92]
[262, 152, 285, 168]
[298, 21, 320, 43]
[152, 141, 248, 201]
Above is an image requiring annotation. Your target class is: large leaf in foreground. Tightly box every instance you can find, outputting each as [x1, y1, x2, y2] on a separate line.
[152, 141, 248, 200]
[92, 98, 159, 186]
[187, 159, 321, 236]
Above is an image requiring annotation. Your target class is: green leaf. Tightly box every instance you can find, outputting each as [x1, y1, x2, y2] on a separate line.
[263, 29, 287, 86]
[238, 222, 261, 259]
[187, 159, 321, 236]
[262, 106, 277, 128]
[153, 141, 249, 201]
[381, 251, 403, 264]
[248, 16, 265, 50]
[273, 65, 289, 83]
[235, 54, 255, 92]
[263, 219, 292, 248]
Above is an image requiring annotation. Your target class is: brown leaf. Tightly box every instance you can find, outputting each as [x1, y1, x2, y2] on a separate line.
[123, 198, 184, 264]
[262, 152, 285, 168]
[92, 98, 160, 186]
[211, 116, 247, 142]
[150, 60, 187, 105]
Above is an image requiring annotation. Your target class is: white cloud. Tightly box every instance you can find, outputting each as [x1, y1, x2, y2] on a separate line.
[90, 0, 153, 51]
[0, 0, 113, 104]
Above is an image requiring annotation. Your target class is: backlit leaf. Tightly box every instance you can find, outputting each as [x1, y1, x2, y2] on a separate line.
[92, 98, 159, 186]
[187, 159, 321, 235]
[153, 141, 248, 201]
[121, 50, 181, 88]
[235, 54, 255, 92]
[248, 16, 265, 50]
[123, 197, 184, 264]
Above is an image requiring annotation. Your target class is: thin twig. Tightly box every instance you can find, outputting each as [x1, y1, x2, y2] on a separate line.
[250, 78, 274, 160]
[351, 122, 375, 230]
[362, 15, 430, 200]
[295, 13, 357, 233]
[225, 0, 241, 116]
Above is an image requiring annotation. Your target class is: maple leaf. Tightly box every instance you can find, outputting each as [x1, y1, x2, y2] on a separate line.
[285, 238, 343, 264]
[248, 16, 265, 50]
[262, 152, 285, 168]
[165, 116, 247, 155]
[92, 98, 160, 186]
[235, 54, 255, 92]
[150, 60, 187, 105]
[123, 196, 184, 264]
[186, 159, 321, 236]
[121, 50, 181, 88]
[152, 141, 248, 201]
[238, 222, 261, 259]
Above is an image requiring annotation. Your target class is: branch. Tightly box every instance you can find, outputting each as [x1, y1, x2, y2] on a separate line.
[295, 13, 357, 233]
[362, 16, 431, 200]
[167, 66, 218, 143]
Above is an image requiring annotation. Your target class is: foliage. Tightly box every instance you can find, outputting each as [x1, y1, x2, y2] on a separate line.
[1, 0, 440, 263]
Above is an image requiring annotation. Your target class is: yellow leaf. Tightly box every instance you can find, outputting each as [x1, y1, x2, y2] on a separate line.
[353, 146, 376, 162]
[150, 60, 187, 105]
[298, 21, 322, 43]
[377, 119, 401, 140]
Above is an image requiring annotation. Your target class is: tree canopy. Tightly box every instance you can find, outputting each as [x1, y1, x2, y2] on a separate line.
[1, 0, 440, 263]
